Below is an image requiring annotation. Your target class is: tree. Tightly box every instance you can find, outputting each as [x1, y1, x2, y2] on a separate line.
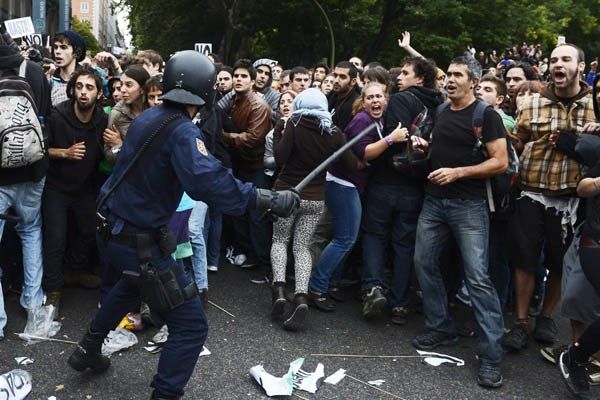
[113, 0, 600, 68]
[71, 16, 102, 55]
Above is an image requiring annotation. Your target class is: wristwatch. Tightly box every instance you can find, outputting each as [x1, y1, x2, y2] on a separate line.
[384, 135, 394, 146]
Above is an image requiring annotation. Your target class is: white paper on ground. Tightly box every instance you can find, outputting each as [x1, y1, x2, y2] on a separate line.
[416, 350, 465, 366]
[14, 357, 34, 366]
[199, 346, 211, 356]
[367, 379, 385, 386]
[293, 363, 324, 393]
[101, 328, 138, 356]
[249, 358, 304, 397]
[0, 369, 32, 400]
[324, 368, 346, 385]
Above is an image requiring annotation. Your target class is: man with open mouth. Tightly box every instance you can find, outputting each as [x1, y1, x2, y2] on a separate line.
[503, 43, 597, 366]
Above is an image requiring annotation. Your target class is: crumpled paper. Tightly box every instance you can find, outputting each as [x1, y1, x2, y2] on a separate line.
[416, 350, 465, 366]
[101, 328, 138, 356]
[249, 358, 304, 397]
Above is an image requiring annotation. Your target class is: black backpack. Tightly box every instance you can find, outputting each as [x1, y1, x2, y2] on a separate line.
[436, 100, 520, 214]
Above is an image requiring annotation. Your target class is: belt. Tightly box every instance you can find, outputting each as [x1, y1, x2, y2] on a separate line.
[109, 231, 154, 248]
[580, 234, 600, 248]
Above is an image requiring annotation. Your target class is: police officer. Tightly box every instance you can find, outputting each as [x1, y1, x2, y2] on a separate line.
[66, 51, 299, 399]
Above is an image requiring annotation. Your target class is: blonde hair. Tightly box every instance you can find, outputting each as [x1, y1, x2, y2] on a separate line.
[352, 81, 387, 116]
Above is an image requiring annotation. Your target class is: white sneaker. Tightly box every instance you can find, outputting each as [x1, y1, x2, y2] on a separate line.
[233, 254, 247, 266]
[207, 265, 218, 272]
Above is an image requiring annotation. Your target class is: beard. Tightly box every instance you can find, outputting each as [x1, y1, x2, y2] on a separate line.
[76, 98, 95, 112]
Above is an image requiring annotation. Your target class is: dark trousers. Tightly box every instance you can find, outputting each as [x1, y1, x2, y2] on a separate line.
[42, 187, 96, 292]
[232, 168, 272, 268]
[91, 234, 207, 398]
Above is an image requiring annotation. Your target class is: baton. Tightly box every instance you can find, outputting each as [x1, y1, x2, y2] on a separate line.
[292, 122, 377, 193]
[0, 212, 20, 223]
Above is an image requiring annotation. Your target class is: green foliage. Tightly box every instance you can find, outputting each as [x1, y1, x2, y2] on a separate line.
[71, 16, 102, 55]
[115, 0, 600, 68]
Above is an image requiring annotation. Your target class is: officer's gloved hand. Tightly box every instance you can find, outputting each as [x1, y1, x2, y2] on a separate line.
[255, 188, 300, 219]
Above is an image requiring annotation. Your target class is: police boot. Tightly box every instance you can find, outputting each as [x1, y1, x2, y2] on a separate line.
[67, 327, 110, 372]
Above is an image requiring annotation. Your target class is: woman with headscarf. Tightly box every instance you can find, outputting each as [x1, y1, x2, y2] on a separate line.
[270, 88, 360, 331]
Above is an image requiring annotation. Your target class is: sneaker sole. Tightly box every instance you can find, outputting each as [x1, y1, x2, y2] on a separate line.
[540, 348, 557, 364]
[283, 304, 308, 331]
[362, 297, 387, 319]
[477, 375, 503, 389]
[412, 336, 459, 350]
[207, 267, 218, 272]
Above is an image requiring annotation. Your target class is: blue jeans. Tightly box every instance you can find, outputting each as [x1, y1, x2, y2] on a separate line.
[0, 267, 5, 336]
[488, 219, 510, 307]
[204, 206, 222, 267]
[414, 195, 504, 364]
[92, 233, 207, 398]
[361, 183, 423, 308]
[188, 201, 208, 290]
[232, 169, 272, 267]
[309, 181, 361, 293]
[0, 178, 45, 310]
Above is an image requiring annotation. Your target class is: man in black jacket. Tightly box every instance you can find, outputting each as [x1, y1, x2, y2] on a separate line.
[42, 68, 108, 317]
[361, 57, 444, 323]
[328, 60, 361, 131]
[0, 29, 51, 338]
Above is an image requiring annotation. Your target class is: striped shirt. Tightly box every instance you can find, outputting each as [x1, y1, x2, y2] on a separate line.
[516, 82, 596, 196]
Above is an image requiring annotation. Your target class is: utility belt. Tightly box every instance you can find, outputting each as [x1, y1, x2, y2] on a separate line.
[96, 213, 198, 313]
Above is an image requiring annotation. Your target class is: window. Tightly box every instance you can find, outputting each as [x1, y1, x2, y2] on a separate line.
[80, 2, 89, 13]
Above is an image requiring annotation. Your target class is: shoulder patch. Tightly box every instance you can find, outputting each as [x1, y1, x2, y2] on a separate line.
[196, 138, 208, 156]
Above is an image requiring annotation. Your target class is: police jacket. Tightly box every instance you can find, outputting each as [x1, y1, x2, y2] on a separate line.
[100, 103, 255, 230]
[46, 99, 107, 193]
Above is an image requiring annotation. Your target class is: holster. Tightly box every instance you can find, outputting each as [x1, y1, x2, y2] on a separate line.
[135, 262, 198, 313]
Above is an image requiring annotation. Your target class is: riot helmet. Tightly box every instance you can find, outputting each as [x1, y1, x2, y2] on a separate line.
[161, 50, 217, 108]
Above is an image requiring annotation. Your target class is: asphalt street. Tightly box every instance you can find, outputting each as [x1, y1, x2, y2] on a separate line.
[1, 261, 598, 400]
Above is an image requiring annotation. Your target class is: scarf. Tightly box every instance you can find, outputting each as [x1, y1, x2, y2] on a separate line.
[290, 88, 333, 135]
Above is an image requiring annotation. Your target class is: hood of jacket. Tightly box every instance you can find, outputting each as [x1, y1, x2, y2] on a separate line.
[406, 85, 445, 109]
[55, 99, 107, 130]
[541, 80, 592, 104]
[0, 45, 24, 73]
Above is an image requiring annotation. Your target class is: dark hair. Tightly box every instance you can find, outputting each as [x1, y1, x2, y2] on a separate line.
[144, 75, 162, 92]
[449, 55, 482, 82]
[555, 43, 585, 64]
[480, 75, 507, 98]
[67, 66, 103, 98]
[361, 66, 391, 93]
[365, 61, 383, 70]
[123, 64, 151, 88]
[505, 62, 538, 81]
[207, 53, 222, 63]
[517, 80, 545, 96]
[312, 62, 330, 78]
[138, 49, 164, 71]
[290, 66, 310, 81]
[402, 56, 438, 89]
[232, 58, 256, 80]
[218, 65, 233, 76]
[280, 69, 291, 80]
[119, 53, 151, 71]
[334, 61, 359, 79]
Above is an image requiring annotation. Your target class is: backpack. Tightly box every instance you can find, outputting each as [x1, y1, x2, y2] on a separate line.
[436, 100, 520, 214]
[0, 60, 45, 168]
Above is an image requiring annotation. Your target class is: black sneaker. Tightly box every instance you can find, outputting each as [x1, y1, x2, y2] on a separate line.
[391, 307, 409, 325]
[559, 348, 591, 397]
[271, 283, 287, 318]
[540, 344, 569, 365]
[412, 331, 458, 350]
[307, 291, 335, 312]
[501, 323, 529, 351]
[283, 294, 308, 331]
[362, 286, 387, 319]
[328, 286, 345, 302]
[533, 315, 557, 343]
[241, 255, 259, 269]
[529, 294, 543, 317]
[477, 362, 503, 388]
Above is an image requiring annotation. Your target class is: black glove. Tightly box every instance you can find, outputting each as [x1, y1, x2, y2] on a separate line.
[254, 188, 300, 219]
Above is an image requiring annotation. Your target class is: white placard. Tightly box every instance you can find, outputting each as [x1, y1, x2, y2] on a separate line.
[4, 17, 35, 38]
[23, 34, 43, 46]
[194, 43, 212, 56]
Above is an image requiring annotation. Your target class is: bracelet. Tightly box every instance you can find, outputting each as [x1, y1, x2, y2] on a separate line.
[384, 135, 394, 146]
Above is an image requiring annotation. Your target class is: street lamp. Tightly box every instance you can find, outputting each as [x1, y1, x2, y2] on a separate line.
[311, 0, 335, 66]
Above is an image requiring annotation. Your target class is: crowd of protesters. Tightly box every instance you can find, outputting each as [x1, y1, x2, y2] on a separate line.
[0, 25, 599, 399]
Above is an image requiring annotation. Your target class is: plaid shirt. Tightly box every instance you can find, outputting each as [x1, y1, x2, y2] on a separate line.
[515, 82, 596, 196]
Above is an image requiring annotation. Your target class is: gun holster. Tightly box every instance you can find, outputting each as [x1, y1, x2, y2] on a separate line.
[123, 263, 197, 314]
